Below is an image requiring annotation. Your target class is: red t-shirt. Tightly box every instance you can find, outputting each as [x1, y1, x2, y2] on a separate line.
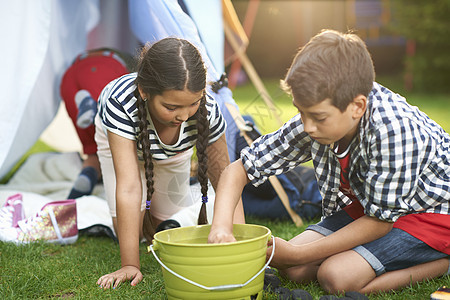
[394, 213, 450, 254]
[335, 145, 365, 220]
[335, 144, 450, 255]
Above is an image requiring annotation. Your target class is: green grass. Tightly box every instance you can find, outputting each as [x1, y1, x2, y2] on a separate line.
[1, 218, 448, 299]
[1, 78, 449, 299]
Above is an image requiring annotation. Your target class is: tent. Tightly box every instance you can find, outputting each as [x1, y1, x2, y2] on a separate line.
[0, 0, 243, 179]
[0, 0, 305, 226]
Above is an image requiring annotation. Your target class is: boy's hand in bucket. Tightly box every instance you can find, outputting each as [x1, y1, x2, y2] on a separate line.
[97, 265, 143, 289]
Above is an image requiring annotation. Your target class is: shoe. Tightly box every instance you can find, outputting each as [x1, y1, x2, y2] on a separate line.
[0, 199, 78, 245]
[431, 286, 450, 300]
[75, 89, 97, 129]
[0, 193, 25, 228]
[155, 219, 181, 233]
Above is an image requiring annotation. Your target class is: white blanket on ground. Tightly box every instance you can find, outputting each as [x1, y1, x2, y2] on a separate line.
[0, 151, 217, 235]
[0, 152, 113, 233]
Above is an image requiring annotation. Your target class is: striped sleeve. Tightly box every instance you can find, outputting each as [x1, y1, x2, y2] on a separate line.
[206, 94, 226, 144]
[99, 74, 139, 140]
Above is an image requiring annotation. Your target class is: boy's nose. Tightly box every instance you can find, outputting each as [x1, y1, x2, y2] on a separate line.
[303, 118, 316, 135]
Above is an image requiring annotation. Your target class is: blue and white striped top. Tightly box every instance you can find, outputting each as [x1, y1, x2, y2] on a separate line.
[97, 73, 226, 160]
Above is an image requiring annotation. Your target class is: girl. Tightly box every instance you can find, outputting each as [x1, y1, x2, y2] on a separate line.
[95, 38, 245, 289]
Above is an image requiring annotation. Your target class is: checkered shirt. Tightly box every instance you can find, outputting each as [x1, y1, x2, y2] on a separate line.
[241, 82, 450, 222]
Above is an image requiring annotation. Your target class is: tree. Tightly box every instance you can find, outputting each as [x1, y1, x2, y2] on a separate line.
[390, 0, 450, 92]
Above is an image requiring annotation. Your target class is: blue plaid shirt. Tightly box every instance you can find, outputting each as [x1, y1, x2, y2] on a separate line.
[241, 83, 450, 222]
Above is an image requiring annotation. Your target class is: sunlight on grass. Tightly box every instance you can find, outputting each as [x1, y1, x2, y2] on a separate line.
[1, 78, 449, 300]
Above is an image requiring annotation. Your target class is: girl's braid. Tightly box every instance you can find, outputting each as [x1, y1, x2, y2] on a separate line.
[135, 91, 156, 241]
[195, 95, 210, 225]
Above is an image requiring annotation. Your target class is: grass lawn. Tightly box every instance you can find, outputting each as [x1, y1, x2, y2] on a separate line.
[1, 78, 449, 299]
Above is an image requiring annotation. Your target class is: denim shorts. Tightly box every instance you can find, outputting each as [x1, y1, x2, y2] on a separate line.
[307, 209, 450, 276]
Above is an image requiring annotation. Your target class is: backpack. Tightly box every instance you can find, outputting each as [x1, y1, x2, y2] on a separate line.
[236, 116, 322, 221]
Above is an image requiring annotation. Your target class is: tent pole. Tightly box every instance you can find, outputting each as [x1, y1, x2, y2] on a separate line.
[225, 103, 303, 227]
[223, 23, 283, 126]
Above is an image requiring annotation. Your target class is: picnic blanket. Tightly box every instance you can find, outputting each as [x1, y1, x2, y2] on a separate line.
[0, 152, 114, 236]
[0, 151, 217, 239]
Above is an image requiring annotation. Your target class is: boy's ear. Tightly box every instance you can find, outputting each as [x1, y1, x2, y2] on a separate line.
[352, 95, 367, 119]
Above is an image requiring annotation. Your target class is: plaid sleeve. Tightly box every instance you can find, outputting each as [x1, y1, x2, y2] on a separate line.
[240, 114, 312, 186]
[363, 105, 434, 222]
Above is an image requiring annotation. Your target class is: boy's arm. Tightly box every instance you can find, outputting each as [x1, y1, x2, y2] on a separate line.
[206, 135, 245, 224]
[208, 159, 250, 243]
[268, 215, 393, 269]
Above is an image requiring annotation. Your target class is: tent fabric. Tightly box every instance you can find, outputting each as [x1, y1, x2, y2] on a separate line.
[0, 0, 241, 180]
[128, 0, 240, 160]
[0, 0, 100, 179]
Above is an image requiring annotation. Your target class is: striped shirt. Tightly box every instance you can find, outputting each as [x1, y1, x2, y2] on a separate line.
[98, 73, 226, 160]
[241, 82, 450, 222]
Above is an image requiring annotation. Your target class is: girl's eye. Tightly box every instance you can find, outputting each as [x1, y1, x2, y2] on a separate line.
[191, 100, 201, 107]
[165, 106, 176, 111]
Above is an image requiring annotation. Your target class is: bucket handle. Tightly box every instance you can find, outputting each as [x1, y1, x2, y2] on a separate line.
[149, 235, 275, 291]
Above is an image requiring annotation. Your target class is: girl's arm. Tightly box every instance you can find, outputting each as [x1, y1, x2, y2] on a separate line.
[208, 157, 249, 243]
[98, 131, 143, 288]
[268, 214, 393, 269]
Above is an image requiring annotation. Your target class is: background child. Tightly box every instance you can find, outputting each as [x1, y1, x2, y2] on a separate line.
[208, 29, 450, 295]
[60, 48, 131, 199]
[95, 37, 244, 289]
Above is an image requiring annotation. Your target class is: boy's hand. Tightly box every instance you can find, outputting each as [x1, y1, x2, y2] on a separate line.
[208, 226, 236, 243]
[97, 265, 143, 289]
[266, 237, 297, 270]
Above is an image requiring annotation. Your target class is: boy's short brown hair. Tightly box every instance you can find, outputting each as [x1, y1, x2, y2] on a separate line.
[282, 29, 375, 112]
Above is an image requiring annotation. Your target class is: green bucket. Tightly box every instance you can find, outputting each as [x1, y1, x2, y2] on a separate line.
[149, 224, 274, 300]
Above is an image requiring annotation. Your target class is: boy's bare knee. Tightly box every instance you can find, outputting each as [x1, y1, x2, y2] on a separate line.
[279, 265, 319, 284]
[317, 259, 363, 293]
[317, 262, 345, 293]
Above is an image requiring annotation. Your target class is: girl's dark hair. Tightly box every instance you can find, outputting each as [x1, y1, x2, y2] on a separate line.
[134, 37, 209, 241]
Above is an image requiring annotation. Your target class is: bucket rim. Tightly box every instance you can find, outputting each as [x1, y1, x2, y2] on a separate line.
[153, 223, 271, 247]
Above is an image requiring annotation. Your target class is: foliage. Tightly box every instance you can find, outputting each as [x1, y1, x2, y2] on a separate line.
[390, 0, 450, 92]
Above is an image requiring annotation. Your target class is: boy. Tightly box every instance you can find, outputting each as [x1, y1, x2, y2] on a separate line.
[208, 29, 450, 294]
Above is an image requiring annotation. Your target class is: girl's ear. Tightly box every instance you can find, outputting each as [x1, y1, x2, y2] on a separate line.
[137, 85, 147, 100]
[352, 94, 367, 119]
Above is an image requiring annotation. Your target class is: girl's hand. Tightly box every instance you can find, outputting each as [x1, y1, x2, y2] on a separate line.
[97, 265, 143, 289]
[208, 226, 236, 243]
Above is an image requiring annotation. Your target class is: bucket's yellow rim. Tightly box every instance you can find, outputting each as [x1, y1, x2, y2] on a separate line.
[152, 224, 271, 248]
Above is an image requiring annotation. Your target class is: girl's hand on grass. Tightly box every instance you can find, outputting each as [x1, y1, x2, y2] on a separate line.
[97, 265, 143, 289]
[266, 237, 296, 270]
